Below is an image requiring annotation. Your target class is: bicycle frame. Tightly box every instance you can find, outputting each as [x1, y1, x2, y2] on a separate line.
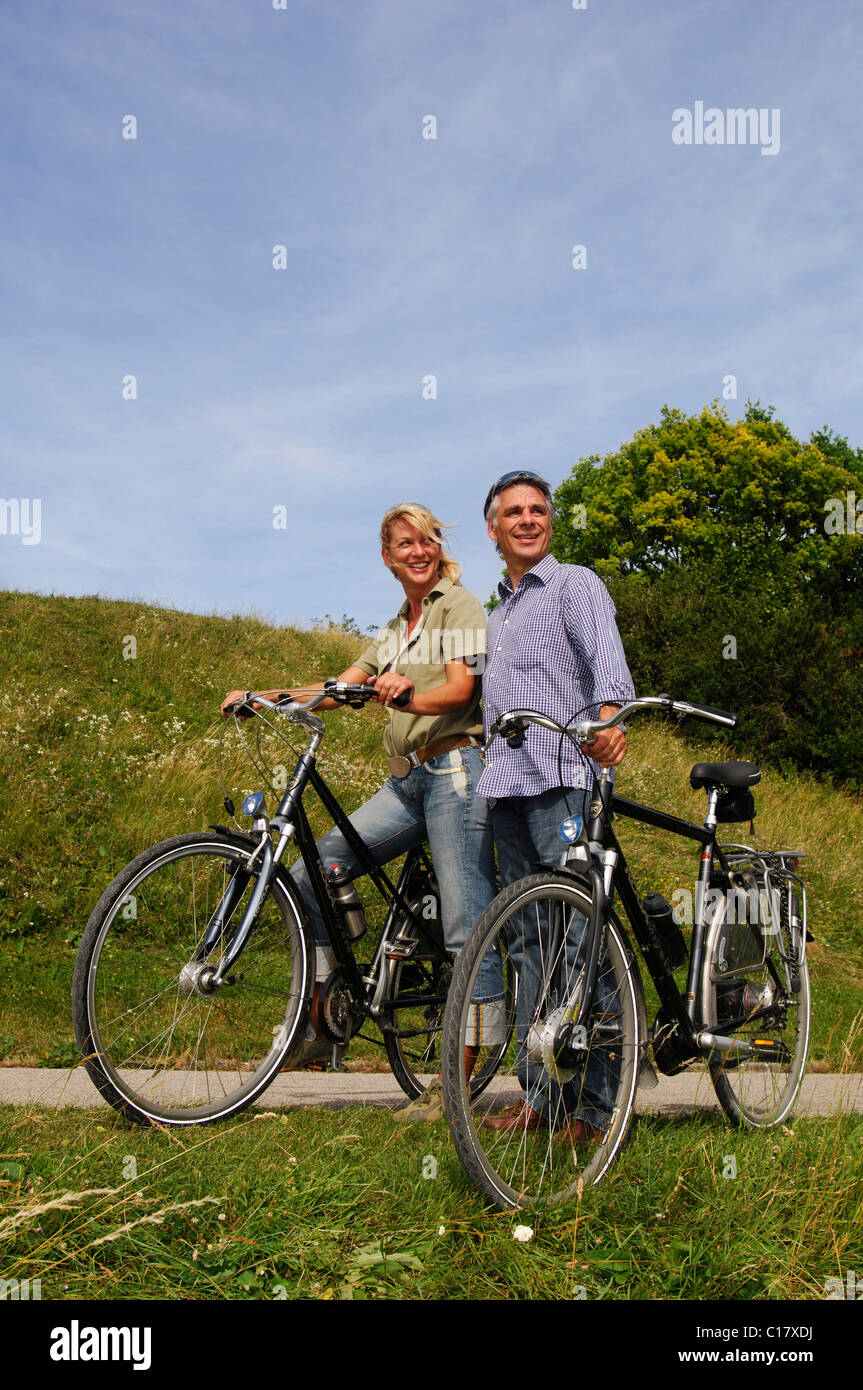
[211, 699, 444, 1024]
[488, 696, 796, 1072]
[604, 792, 723, 1064]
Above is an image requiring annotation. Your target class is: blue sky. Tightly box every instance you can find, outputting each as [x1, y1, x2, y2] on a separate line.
[2, 0, 861, 634]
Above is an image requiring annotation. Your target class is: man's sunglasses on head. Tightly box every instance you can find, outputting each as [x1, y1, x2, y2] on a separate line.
[483, 471, 553, 518]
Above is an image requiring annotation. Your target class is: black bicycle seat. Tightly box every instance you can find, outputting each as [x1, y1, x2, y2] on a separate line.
[689, 760, 761, 790]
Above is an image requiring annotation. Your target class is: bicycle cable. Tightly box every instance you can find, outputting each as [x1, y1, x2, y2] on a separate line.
[217, 686, 319, 829]
[553, 700, 605, 818]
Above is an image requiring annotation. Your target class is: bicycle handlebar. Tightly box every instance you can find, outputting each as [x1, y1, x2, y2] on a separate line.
[223, 681, 411, 719]
[486, 694, 738, 751]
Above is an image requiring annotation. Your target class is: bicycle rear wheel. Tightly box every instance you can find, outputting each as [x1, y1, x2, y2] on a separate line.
[442, 875, 642, 1210]
[702, 878, 810, 1127]
[73, 832, 312, 1125]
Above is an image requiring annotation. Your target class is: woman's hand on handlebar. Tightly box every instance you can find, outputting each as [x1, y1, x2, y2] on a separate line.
[220, 687, 296, 717]
[221, 689, 257, 718]
[366, 673, 415, 709]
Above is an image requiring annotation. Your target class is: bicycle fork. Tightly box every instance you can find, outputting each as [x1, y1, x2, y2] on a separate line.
[546, 769, 617, 1067]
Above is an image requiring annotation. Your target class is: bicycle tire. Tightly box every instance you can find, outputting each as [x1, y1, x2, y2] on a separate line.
[702, 878, 810, 1128]
[72, 832, 312, 1126]
[442, 874, 643, 1210]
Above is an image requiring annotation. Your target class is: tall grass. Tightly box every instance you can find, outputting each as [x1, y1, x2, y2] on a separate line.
[1, 1102, 860, 1300]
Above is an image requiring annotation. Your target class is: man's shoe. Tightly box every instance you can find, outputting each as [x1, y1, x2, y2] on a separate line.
[392, 1078, 444, 1123]
[481, 1100, 542, 1133]
[555, 1118, 606, 1146]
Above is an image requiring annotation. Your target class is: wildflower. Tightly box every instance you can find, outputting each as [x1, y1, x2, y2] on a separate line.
[512, 1225, 533, 1243]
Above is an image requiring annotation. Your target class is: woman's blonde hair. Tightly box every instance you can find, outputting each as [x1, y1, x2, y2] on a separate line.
[379, 503, 462, 584]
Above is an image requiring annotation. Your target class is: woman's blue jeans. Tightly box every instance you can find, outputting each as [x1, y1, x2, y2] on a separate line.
[290, 745, 503, 1004]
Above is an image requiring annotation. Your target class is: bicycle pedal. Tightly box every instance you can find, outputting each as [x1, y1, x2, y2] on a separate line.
[385, 940, 418, 960]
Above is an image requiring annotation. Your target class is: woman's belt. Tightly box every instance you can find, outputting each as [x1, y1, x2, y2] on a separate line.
[387, 735, 480, 779]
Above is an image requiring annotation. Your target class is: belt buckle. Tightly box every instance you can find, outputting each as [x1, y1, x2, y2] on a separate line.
[388, 755, 412, 779]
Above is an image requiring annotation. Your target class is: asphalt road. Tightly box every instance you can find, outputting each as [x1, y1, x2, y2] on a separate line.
[0, 1066, 860, 1116]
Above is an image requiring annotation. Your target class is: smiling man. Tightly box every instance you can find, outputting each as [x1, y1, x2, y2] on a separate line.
[477, 470, 635, 1140]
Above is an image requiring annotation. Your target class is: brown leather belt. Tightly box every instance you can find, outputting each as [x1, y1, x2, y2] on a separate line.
[387, 735, 479, 779]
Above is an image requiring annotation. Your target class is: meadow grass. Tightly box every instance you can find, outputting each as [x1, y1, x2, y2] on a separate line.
[1, 1102, 860, 1301]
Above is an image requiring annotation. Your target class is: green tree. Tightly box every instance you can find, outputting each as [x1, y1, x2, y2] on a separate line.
[553, 402, 863, 587]
[551, 403, 863, 788]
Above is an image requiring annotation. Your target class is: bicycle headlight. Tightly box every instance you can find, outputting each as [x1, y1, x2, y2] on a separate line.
[242, 792, 268, 820]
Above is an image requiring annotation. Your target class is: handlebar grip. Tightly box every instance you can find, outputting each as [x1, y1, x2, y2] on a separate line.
[392, 690, 411, 708]
[679, 701, 738, 728]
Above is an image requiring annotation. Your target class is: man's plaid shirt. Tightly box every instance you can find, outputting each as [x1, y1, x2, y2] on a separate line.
[477, 554, 635, 799]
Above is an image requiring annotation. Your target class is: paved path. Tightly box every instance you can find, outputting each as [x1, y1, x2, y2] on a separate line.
[0, 1067, 860, 1116]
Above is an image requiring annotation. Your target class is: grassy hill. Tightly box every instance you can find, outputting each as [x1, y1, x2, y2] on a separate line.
[0, 590, 860, 1070]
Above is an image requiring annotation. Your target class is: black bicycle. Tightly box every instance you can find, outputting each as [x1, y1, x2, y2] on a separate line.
[442, 695, 811, 1209]
[72, 683, 512, 1126]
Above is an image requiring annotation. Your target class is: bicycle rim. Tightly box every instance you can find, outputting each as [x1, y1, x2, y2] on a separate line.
[704, 893, 811, 1127]
[73, 834, 310, 1125]
[383, 952, 452, 1099]
[443, 875, 641, 1210]
[384, 934, 517, 1102]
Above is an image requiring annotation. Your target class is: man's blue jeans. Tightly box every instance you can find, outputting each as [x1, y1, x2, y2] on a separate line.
[491, 786, 620, 1130]
[290, 745, 503, 1005]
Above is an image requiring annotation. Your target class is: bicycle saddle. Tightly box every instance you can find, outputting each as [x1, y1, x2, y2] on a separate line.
[689, 760, 761, 790]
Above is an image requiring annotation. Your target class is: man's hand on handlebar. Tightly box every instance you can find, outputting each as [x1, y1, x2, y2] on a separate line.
[586, 705, 627, 768]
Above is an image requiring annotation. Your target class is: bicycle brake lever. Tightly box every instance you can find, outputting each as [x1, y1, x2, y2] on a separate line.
[496, 713, 527, 748]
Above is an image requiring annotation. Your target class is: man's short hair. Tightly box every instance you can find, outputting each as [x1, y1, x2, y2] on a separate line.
[484, 471, 553, 525]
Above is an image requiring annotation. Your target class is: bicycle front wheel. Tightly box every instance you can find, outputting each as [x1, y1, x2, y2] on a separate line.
[442, 875, 642, 1210]
[702, 883, 810, 1128]
[73, 832, 312, 1125]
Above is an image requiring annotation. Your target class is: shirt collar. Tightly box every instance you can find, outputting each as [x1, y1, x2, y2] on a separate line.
[498, 552, 558, 597]
[397, 576, 452, 618]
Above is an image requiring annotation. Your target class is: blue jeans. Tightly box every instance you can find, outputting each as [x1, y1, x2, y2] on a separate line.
[291, 745, 503, 1003]
[491, 787, 619, 1129]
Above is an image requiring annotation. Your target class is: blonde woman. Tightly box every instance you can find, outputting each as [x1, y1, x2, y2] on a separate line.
[222, 503, 501, 1120]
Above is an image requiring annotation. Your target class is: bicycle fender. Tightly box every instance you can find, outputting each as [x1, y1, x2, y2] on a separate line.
[208, 825, 258, 846]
